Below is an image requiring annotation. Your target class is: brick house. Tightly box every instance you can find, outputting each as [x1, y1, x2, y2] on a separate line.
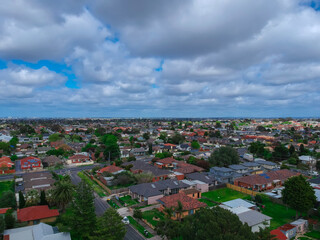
[17, 205, 59, 225]
[0, 156, 15, 174]
[20, 157, 42, 170]
[157, 192, 207, 220]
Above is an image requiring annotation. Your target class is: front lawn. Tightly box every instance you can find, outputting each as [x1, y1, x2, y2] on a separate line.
[142, 209, 165, 227]
[119, 195, 139, 206]
[198, 198, 217, 207]
[260, 197, 297, 229]
[0, 181, 14, 197]
[305, 230, 320, 239]
[202, 188, 250, 203]
[107, 199, 120, 209]
[127, 216, 153, 238]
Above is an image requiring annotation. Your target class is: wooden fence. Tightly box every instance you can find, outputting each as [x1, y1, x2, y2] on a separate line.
[226, 183, 258, 196]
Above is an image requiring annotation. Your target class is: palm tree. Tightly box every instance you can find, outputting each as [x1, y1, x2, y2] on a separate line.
[163, 207, 174, 219]
[25, 189, 40, 206]
[53, 180, 74, 212]
[175, 201, 184, 222]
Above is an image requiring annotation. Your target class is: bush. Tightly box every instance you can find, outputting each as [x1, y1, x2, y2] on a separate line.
[133, 209, 143, 219]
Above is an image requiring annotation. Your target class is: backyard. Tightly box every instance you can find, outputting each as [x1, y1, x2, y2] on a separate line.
[142, 209, 165, 227]
[0, 180, 14, 197]
[198, 198, 217, 207]
[201, 188, 250, 203]
[260, 196, 297, 229]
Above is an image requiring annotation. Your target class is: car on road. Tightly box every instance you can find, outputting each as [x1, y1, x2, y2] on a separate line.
[122, 216, 129, 224]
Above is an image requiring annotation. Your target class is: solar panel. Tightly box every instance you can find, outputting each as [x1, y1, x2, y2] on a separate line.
[151, 184, 156, 188]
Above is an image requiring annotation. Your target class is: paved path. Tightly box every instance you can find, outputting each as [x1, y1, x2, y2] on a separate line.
[117, 207, 133, 217]
[140, 204, 161, 212]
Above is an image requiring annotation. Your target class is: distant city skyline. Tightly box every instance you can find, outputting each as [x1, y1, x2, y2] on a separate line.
[0, 0, 320, 117]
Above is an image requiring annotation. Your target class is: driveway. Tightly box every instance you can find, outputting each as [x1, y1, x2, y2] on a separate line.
[15, 160, 22, 173]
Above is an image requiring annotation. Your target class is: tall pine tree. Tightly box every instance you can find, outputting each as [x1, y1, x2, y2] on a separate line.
[70, 180, 96, 239]
[18, 191, 25, 208]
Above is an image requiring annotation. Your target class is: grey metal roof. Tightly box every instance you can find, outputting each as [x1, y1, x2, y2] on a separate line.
[185, 172, 216, 184]
[229, 164, 248, 170]
[237, 210, 271, 227]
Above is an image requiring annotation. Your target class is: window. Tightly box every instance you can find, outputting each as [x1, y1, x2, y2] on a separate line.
[189, 209, 194, 215]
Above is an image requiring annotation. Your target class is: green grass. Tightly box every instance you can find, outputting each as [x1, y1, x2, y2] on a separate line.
[0, 181, 14, 197]
[298, 237, 311, 240]
[305, 230, 320, 239]
[198, 198, 217, 207]
[109, 183, 135, 190]
[201, 188, 250, 203]
[260, 197, 297, 229]
[77, 172, 106, 197]
[142, 209, 165, 227]
[107, 199, 120, 209]
[119, 195, 139, 206]
[127, 216, 153, 238]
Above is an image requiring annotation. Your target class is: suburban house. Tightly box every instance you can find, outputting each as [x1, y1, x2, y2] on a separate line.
[153, 157, 204, 175]
[234, 169, 299, 191]
[157, 192, 207, 220]
[129, 179, 190, 204]
[181, 188, 202, 199]
[220, 204, 271, 232]
[299, 155, 316, 169]
[0, 156, 15, 174]
[98, 165, 125, 175]
[185, 172, 217, 189]
[228, 164, 248, 174]
[17, 205, 59, 225]
[123, 161, 170, 182]
[23, 172, 55, 192]
[241, 162, 263, 175]
[221, 199, 256, 210]
[3, 222, 71, 240]
[130, 147, 145, 156]
[67, 153, 93, 165]
[291, 219, 308, 234]
[277, 224, 297, 240]
[209, 167, 242, 184]
[254, 159, 278, 170]
[20, 157, 42, 170]
[42, 155, 63, 167]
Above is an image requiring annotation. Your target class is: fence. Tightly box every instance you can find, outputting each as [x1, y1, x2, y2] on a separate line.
[226, 183, 258, 196]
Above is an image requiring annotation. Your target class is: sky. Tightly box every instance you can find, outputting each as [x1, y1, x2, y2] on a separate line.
[0, 0, 320, 118]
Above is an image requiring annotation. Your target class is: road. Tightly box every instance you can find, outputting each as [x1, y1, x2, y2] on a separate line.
[124, 225, 145, 240]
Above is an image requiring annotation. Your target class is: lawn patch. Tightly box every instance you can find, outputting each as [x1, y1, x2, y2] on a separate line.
[127, 216, 153, 238]
[78, 172, 106, 197]
[0, 181, 14, 197]
[107, 199, 120, 209]
[260, 197, 297, 229]
[198, 198, 217, 207]
[142, 209, 165, 227]
[202, 188, 250, 203]
[305, 230, 320, 239]
[119, 195, 139, 206]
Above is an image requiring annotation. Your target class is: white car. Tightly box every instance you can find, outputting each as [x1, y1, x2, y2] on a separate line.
[122, 216, 129, 224]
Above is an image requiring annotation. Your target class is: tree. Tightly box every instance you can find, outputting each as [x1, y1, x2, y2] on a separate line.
[19, 191, 25, 208]
[209, 146, 239, 167]
[4, 209, 15, 229]
[133, 208, 143, 219]
[180, 207, 256, 240]
[101, 134, 120, 161]
[70, 180, 96, 239]
[40, 190, 48, 205]
[289, 144, 296, 156]
[135, 172, 154, 184]
[49, 133, 62, 142]
[156, 218, 180, 240]
[53, 180, 74, 212]
[0, 191, 16, 209]
[215, 121, 222, 128]
[0, 216, 4, 234]
[90, 208, 126, 240]
[143, 132, 150, 140]
[191, 140, 200, 149]
[175, 201, 183, 222]
[272, 143, 289, 161]
[148, 143, 153, 155]
[128, 155, 136, 162]
[282, 175, 316, 219]
[25, 189, 40, 206]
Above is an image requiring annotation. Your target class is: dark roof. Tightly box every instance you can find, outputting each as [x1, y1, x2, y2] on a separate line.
[309, 177, 320, 184]
[185, 172, 216, 184]
[229, 164, 248, 170]
[123, 161, 171, 177]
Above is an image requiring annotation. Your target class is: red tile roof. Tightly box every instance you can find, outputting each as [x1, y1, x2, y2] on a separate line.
[270, 229, 287, 240]
[98, 165, 123, 174]
[17, 205, 59, 222]
[158, 192, 207, 211]
[278, 224, 296, 232]
[157, 157, 175, 164]
[0, 208, 10, 214]
[69, 154, 89, 160]
[235, 169, 299, 186]
[0, 157, 14, 168]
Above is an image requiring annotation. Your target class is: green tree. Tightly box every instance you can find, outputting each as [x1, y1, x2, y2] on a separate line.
[10, 155, 18, 161]
[289, 144, 296, 156]
[175, 201, 183, 222]
[143, 132, 150, 140]
[90, 208, 126, 240]
[101, 134, 120, 161]
[272, 143, 289, 161]
[25, 189, 40, 206]
[133, 208, 143, 219]
[49, 133, 62, 142]
[148, 143, 153, 155]
[191, 140, 200, 149]
[180, 207, 256, 240]
[0, 216, 4, 234]
[70, 181, 96, 239]
[53, 180, 74, 212]
[135, 172, 154, 184]
[156, 218, 180, 240]
[209, 146, 239, 167]
[40, 190, 48, 205]
[4, 209, 15, 229]
[215, 121, 222, 128]
[282, 175, 316, 218]
[19, 191, 26, 208]
[9, 136, 19, 147]
[0, 191, 17, 209]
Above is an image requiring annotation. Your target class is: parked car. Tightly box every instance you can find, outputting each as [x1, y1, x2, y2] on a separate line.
[122, 216, 129, 224]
